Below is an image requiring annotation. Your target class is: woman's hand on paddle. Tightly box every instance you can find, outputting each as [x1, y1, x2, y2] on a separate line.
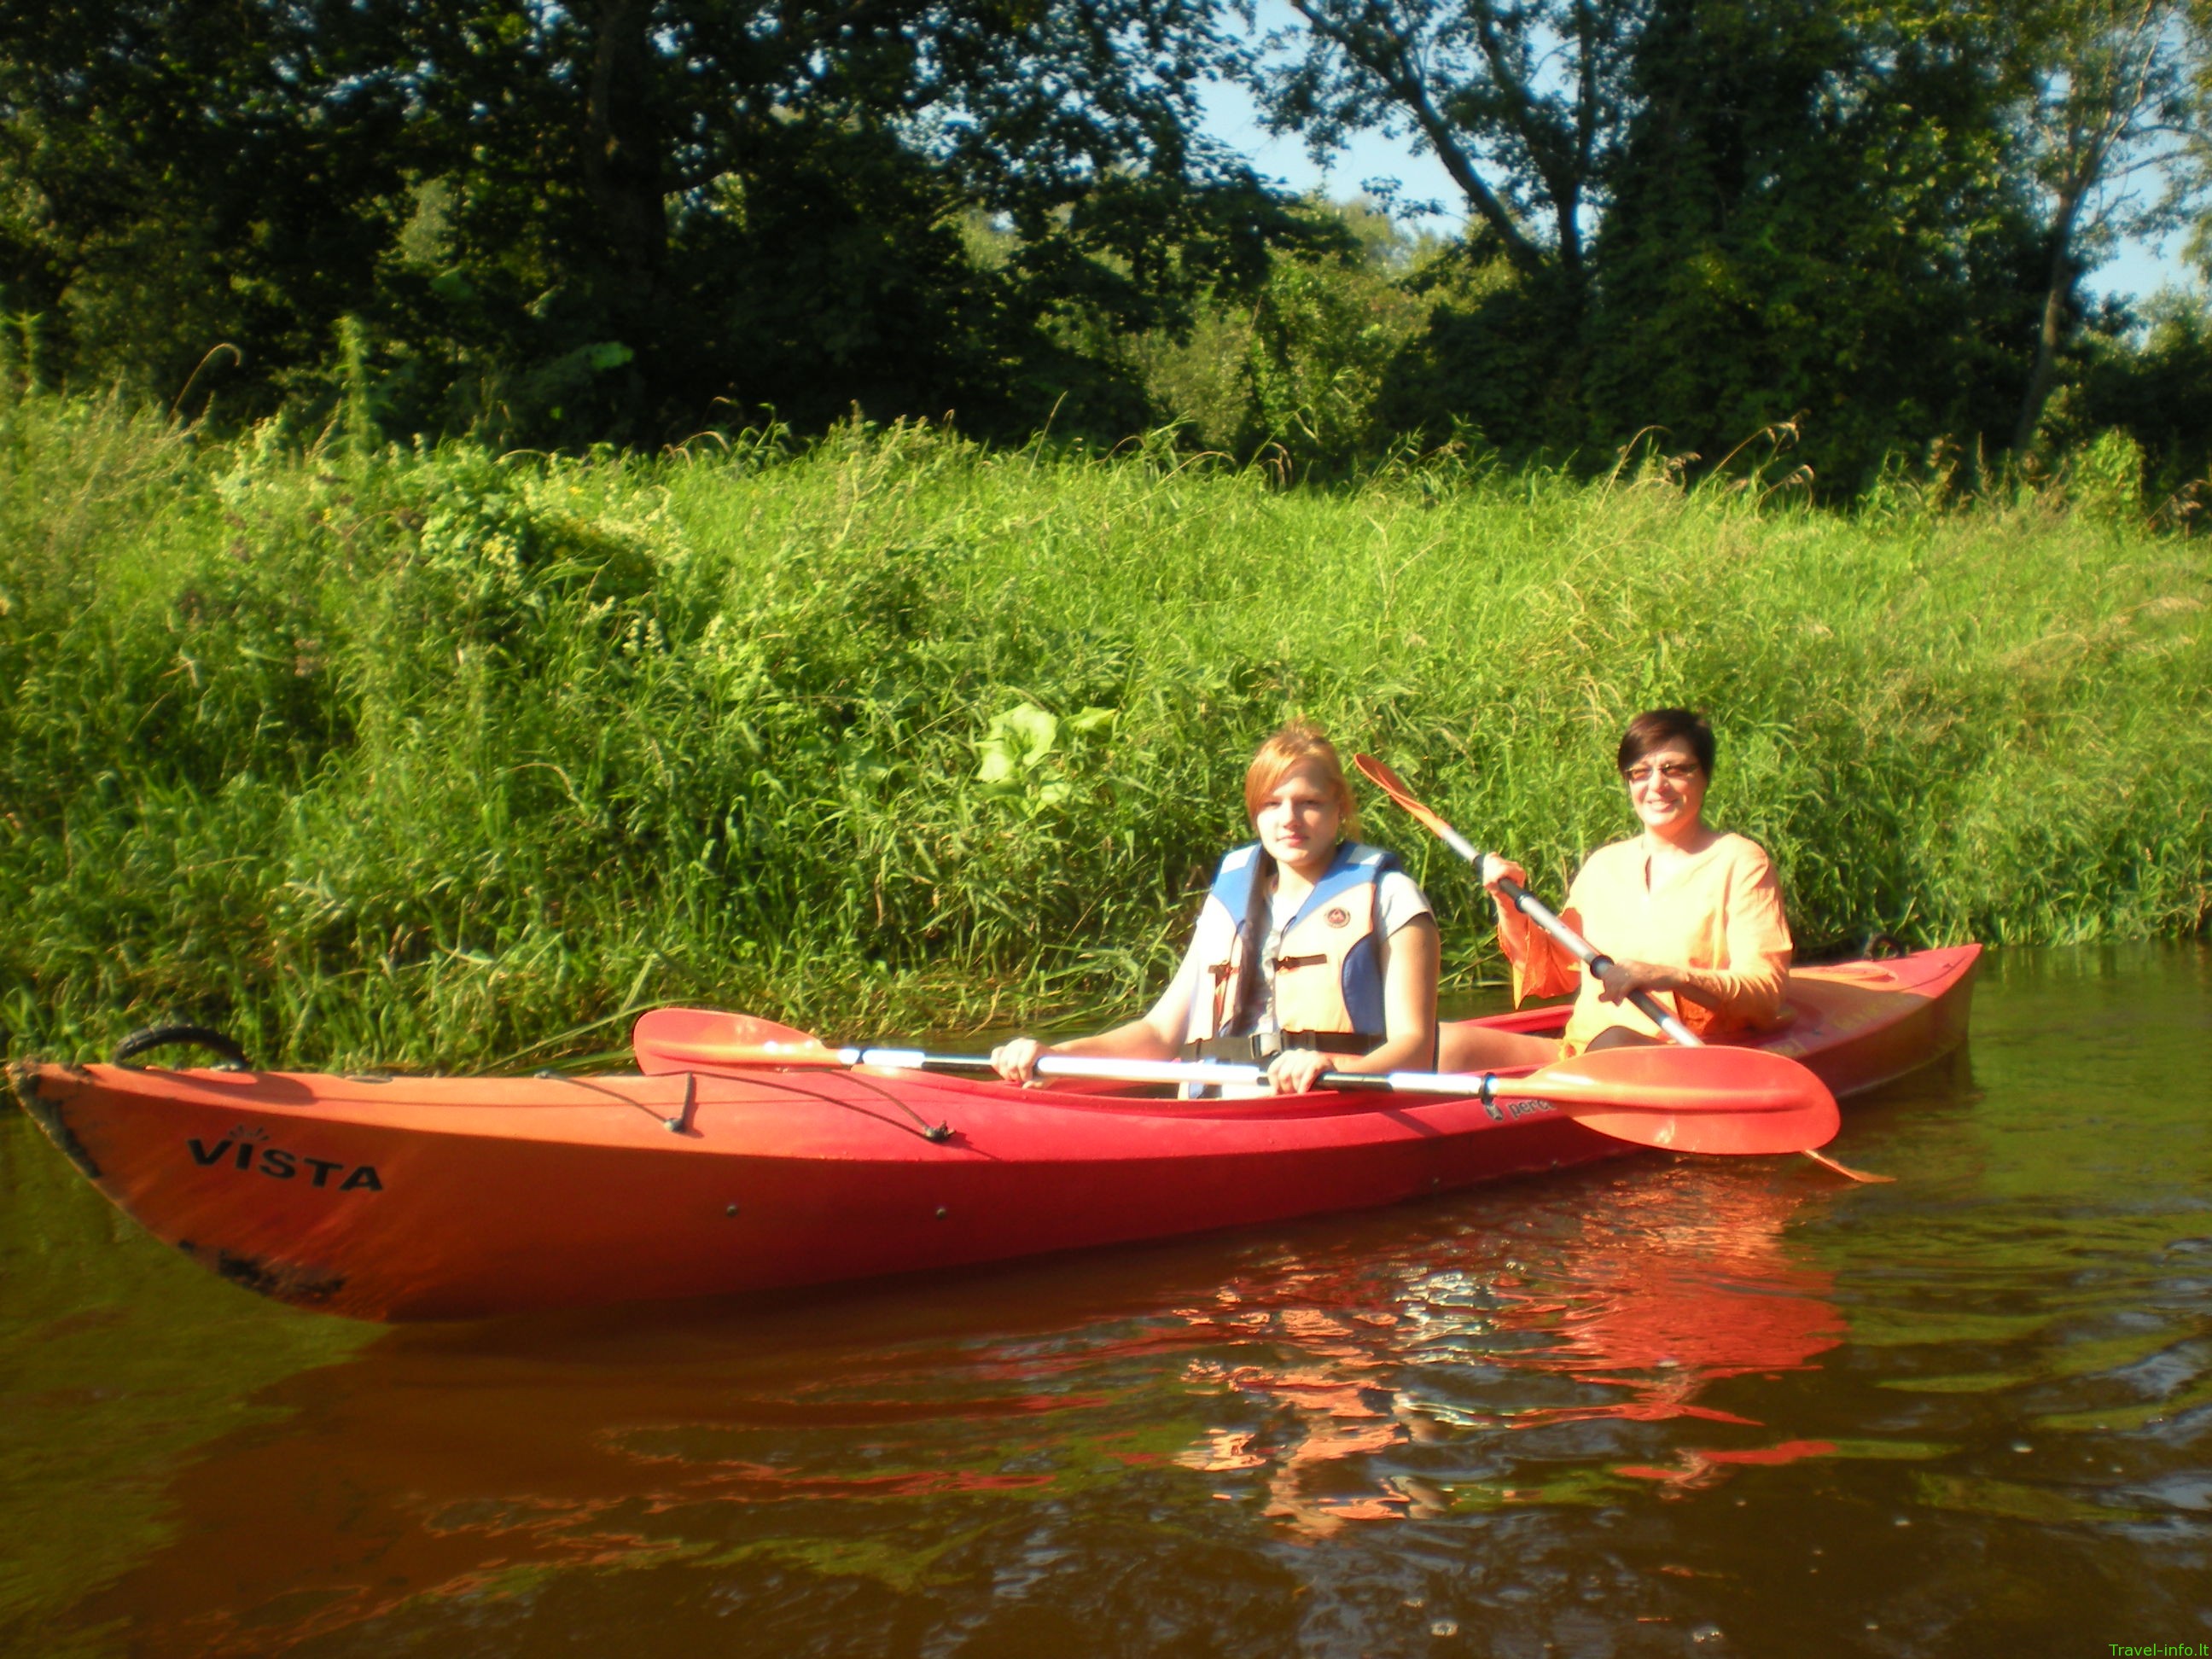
[1479, 857, 1532, 939]
[1266, 1048, 1333, 1095]
[1478, 855, 1528, 902]
[1595, 958, 1675, 1004]
[992, 1014, 1184, 1086]
[990, 1038, 1049, 1086]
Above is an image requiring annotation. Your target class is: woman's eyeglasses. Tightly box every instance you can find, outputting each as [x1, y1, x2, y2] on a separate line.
[1622, 761, 1702, 785]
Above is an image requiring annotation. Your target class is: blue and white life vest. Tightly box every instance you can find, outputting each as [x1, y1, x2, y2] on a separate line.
[1189, 840, 1400, 1049]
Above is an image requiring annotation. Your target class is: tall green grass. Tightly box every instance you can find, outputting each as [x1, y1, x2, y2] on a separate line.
[2, 389, 2206, 1070]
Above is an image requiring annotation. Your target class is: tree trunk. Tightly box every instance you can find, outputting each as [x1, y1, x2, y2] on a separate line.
[2013, 186, 2083, 455]
[585, 0, 667, 310]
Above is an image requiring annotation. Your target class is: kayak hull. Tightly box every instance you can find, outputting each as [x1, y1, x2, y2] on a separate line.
[11, 946, 1978, 1321]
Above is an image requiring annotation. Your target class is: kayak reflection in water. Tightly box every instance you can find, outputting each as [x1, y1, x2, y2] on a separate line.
[992, 720, 1441, 1095]
[1440, 707, 1794, 1073]
[1173, 1168, 1842, 1535]
[55, 1170, 1842, 1650]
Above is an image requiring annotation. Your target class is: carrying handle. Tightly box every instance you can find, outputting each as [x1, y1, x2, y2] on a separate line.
[113, 1024, 251, 1072]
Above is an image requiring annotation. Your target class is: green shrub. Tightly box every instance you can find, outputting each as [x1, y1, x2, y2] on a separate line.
[3, 391, 2206, 1069]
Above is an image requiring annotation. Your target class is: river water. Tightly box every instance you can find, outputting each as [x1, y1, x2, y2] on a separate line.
[3, 944, 2208, 1657]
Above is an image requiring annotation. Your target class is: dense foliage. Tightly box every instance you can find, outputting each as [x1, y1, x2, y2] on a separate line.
[3, 389, 2206, 1069]
[1, 0, 2205, 491]
[0, 0, 1290, 445]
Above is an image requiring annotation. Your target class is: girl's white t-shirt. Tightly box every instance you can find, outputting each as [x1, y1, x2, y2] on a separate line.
[1147, 869, 1433, 1044]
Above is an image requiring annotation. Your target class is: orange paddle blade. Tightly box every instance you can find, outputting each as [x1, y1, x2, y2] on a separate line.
[1520, 1045, 1840, 1155]
[1801, 1149, 1894, 1184]
[1523, 1045, 1830, 1114]
[1353, 752, 1459, 841]
[632, 1007, 837, 1074]
[1566, 1099, 1837, 1156]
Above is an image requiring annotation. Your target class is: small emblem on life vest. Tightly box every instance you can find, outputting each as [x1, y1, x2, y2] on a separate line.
[1325, 906, 1350, 928]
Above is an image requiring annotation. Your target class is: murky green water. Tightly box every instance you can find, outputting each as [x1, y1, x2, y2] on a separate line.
[4, 945, 2208, 1657]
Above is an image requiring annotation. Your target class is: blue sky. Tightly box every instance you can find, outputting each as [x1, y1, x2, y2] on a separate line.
[1198, 22, 2203, 306]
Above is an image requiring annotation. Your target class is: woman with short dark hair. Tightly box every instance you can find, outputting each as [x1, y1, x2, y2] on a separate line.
[1438, 707, 1792, 1072]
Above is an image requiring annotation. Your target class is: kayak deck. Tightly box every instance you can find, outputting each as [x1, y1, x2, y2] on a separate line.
[1467, 944, 1982, 1102]
[10, 946, 1979, 1321]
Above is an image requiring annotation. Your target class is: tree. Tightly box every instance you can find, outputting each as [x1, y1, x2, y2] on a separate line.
[2060, 290, 2212, 497]
[1254, 0, 2071, 485]
[2006, 0, 2207, 452]
[1583, 0, 2042, 487]
[0, 0, 416, 400]
[1248, 0, 1654, 289]
[0, 0, 1284, 442]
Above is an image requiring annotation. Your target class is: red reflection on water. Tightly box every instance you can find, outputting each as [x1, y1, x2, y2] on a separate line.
[1167, 1170, 1843, 1534]
[67, 1319, 1138, 1656]
[1615, 1438, 1842, 1491]
[1479, 1174, 1842, 1432]
[64, 1167, 1849, 1648]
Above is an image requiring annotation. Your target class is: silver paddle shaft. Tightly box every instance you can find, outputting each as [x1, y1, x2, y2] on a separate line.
[1474, 859, 1704, 1049]
[838, 1049, 1510, 1095]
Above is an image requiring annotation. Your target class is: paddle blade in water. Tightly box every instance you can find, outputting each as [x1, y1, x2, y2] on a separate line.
[1519, 1045, 1840, 1154]
[632, 1007, 836, 1074]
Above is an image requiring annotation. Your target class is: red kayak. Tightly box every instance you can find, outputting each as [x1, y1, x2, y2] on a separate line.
[9, 946, 1978, 1321]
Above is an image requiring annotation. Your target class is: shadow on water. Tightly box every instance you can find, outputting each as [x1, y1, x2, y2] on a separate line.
[6, 943, 2209, 1656]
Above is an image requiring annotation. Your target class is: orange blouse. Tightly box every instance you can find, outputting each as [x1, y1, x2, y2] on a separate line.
[1499, 832, 1793, 1053]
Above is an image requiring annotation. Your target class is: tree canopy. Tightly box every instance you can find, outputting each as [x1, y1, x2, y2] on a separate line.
[1, 0, 1295, 442]
[2, 0, 2205, 490]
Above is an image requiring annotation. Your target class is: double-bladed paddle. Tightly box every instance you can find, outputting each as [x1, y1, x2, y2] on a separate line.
[632, 1007, 1840, 1156]
[1351, 751, 1887, 1180]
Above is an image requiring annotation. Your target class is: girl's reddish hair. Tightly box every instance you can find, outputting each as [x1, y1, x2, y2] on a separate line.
[1244, 720, 1360, 839]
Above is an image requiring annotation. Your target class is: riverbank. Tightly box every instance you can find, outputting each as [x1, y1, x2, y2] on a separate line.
[3, 393, 2206, 1069]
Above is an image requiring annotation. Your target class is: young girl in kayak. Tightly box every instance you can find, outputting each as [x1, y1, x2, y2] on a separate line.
[1438, 707, 1792, 1071]
[991, 721, 1441, 1094]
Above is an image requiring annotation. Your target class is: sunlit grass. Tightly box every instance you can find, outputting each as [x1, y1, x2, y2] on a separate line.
[3, 390, 2206, 1070]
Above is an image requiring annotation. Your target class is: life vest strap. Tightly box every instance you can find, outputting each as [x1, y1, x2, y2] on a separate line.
[1181, 1030, 1377, 1062]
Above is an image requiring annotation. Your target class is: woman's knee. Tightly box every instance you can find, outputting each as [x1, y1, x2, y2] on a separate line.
[1584, 1025, 1664, 1052]
[1437, 1021, 1563, 1072]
